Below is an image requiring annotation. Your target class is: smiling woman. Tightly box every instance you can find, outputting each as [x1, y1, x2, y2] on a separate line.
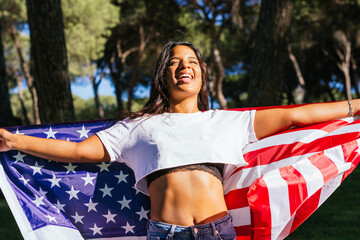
[1, 41, 360, 240]
[165, 45, 203, 113]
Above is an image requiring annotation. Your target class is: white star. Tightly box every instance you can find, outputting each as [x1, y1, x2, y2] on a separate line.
[99, 184, 113, 198]
[46, 174, 62, 188]
[54, 200, 66, 212]
[44, 127, 58, 139]
[115, 171, 128, 184]
[103, 210, 117, 223]
[81, 172, 96, 186]
[30, 161, 44, 175]
[32, 195, 45, 207]
[89, 223, 103, 236]
[66, 186, 80, 200]
[71, 211, 84, 224]
[13, 151, 25, 163]
[136, 206, 150, 221]
[19, 175, 30, 185]
[77, 125, 90, 139]
[118, 196, 132, 210]
[132, 186, 140, 195]
[45, 214, 57, 223]
[38, 187, 48, 196]
[15, 128, 25, 135]
[97, 162, 110, 172]
[121, 221, 135, 234]
[64, 163, 77, 173]
[85, 199, 98, 212]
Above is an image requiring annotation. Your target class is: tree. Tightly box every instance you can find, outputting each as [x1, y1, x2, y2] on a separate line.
[0, 25, 18, 127]
[247, 0, 295, 107]
[26, 0, 75, 123]
[104, 0, 184, 112]
[62, 0, 119, 119]
[186, 0, 232, 109]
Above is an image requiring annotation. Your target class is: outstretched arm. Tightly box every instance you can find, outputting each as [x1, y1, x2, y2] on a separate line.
[254, 100, 360, 140]
[0, 129, 110, 163]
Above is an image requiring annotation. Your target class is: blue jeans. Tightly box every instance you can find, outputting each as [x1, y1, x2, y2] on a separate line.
[147, 213, 237, 240]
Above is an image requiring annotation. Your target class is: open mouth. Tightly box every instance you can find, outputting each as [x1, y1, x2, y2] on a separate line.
[176, 73, 193, 83]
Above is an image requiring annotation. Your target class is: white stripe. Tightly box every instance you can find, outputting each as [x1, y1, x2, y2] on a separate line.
[243, 129, 328, 154]
[0, 164, 36, 240]
[276, 215, 295, 240]
[228, 207, 251, 226]
[223, 153, 317, 194]
[318, 173, 343, 207]
[244, 118, 358, 155]
[292, 158, 324, 197]
[33, 225, 83, 240]
[326, 122, 360, 137]
[324, 145, 351, 173]
[263, 170, 290, 240]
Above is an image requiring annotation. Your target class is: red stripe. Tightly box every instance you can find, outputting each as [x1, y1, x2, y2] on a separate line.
[240, 132, 360, 170]
[290, 189, 321, 233]
[248, 177, 272, 240]
[225, 187, 250, 210]
[341, 141, 360, 180]
[279, 166, 308, 215]
[234, 225, 252, 239]
[308, 152, 338, 184]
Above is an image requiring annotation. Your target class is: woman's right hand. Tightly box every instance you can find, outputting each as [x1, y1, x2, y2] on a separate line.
[0, 128, 13, 152]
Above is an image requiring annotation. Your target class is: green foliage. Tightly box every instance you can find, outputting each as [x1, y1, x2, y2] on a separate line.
[62, 0, 119, 78]
[10, 89, 34, 124]
[73, 95, 118, 121]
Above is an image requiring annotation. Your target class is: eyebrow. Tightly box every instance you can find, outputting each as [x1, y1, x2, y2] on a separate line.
[169, 56, 198, 61]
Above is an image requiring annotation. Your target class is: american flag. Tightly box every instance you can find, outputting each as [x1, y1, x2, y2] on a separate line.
[0, 108, 359, 240]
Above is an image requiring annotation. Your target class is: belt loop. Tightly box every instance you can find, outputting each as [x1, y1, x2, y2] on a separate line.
[211, 222, 219, 237]
[166, 224, 176, 240]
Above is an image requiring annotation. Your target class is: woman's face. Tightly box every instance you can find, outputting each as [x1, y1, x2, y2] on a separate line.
[165, 45, 202, 104]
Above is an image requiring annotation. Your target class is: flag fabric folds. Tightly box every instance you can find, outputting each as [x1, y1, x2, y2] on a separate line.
[0, 109, 359, 240]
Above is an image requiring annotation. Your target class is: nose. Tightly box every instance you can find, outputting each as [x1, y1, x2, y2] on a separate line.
[179, 60, 190, 69]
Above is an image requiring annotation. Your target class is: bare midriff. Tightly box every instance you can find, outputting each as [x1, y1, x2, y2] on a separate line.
[148, 169, 228, 226]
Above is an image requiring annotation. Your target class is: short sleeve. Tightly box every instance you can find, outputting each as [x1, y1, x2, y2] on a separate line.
[96, 120, 130, 162]
[248, 110, 258, 143]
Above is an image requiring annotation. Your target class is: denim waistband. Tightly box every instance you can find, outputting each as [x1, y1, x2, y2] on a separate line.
[147, 213, 233, 236]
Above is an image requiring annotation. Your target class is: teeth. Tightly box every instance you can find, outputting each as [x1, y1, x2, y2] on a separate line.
[179, 74, 192, 79]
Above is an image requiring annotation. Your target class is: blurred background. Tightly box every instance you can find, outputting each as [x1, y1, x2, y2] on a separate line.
[0, 0, 359, 239]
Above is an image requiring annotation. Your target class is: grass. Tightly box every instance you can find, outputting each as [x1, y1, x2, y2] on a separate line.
[0, 168, 359, 239]
[0, 198, 22, 240]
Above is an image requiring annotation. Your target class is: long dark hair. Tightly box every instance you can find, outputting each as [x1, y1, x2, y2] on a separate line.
[130, 41, 209, 119]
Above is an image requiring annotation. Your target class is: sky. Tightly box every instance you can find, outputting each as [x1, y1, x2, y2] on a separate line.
[71, 78, 116, 100]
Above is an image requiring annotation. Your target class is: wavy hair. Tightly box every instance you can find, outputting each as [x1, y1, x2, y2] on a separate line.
[130, 41, 209, 119]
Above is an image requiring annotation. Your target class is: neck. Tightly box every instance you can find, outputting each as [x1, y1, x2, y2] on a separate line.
[169, 97, 199, 113]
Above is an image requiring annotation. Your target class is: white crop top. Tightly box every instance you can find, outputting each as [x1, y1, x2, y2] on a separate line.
[96, 109, 257, 195]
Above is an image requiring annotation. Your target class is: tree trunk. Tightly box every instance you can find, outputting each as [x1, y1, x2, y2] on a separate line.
[333, 30, 352, 100]
[210, 23, 227, 109]
[10, 21, 40, 124]
[91, 74, 104, 119]
[247, 0, 295, 107]
[127, 24, 146, 111]
[26, 0, 75, 123]
[0, 26, 18, 127]
[288, 45, 305, 104]
[12, 66, 30, 125]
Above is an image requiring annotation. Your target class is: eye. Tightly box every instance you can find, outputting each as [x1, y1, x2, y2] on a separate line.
[168, 60, 178, 66]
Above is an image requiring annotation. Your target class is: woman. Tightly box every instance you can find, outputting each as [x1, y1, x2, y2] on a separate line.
[0, 41, 359, 240]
